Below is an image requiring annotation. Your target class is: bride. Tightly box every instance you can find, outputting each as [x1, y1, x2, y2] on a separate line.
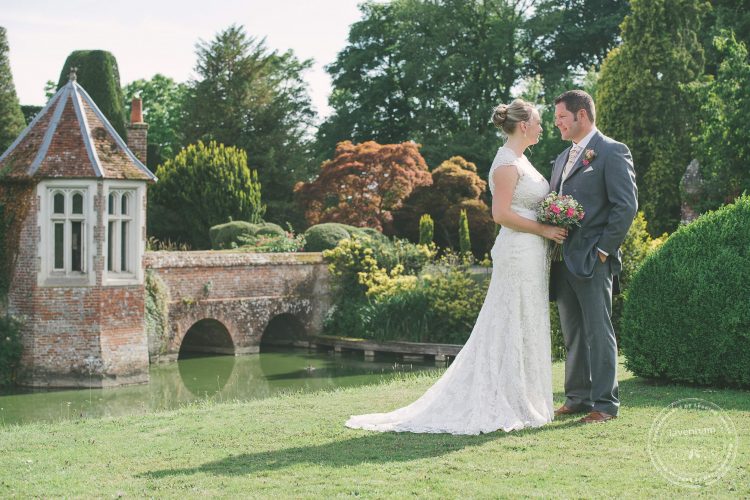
[345, 99, 568, 435]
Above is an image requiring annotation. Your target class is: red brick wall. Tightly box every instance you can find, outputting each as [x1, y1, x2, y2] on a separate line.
[8, 182, 149, 388]
[126, 123, 148, 165]
[144, 252, 331, 361]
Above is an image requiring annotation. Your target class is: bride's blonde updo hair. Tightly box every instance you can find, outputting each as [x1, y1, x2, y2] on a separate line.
[492, 99, 534, 136]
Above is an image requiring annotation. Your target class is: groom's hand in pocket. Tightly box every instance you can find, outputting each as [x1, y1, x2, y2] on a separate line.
[598, 250, 608, 263]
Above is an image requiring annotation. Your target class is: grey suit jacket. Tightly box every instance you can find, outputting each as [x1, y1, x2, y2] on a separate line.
[549, 131, 638, 280]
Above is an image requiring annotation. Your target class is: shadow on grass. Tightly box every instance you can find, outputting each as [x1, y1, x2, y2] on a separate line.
[141, 419, 580, 478]
[553, 376, 750, 412]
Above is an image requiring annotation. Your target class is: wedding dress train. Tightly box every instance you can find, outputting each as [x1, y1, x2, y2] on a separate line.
[345, 146, 554, 435]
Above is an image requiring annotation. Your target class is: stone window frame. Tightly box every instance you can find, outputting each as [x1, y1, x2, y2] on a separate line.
[38, 180, 96, 287]
[103, 181, 145, 286]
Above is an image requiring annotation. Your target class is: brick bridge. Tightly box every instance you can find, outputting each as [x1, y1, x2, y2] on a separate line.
[144, 252, 332, 362]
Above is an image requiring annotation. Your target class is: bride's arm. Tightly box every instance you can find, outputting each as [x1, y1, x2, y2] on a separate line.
[492, 165, 567, 243]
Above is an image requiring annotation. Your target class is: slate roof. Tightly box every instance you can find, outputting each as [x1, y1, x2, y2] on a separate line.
[0, 78, 156, 182]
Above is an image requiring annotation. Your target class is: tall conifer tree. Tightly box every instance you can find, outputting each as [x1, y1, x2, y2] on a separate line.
[0, 27, 25, 154]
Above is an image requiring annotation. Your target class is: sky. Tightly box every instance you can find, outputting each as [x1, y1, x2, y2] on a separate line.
[2, 0, 364, 119]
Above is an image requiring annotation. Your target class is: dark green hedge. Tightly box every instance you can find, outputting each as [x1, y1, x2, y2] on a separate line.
[621, 194, 750, 387]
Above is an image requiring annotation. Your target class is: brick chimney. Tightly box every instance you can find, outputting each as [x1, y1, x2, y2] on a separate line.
[127, 97, 148, 165]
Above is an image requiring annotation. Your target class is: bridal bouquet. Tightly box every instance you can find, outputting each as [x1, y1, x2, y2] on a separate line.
[537, 192, 584, 261]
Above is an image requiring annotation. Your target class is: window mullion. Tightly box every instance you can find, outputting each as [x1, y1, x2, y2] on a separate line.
[64, 217, 71, 275]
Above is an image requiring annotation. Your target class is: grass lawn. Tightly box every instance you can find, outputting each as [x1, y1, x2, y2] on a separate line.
[0, 357, 747, 498]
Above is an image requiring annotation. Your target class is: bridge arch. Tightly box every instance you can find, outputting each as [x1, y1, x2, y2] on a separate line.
[260, 312, 307, 350]
[144, 251, 332, 362]
[178, 318, 236, 359]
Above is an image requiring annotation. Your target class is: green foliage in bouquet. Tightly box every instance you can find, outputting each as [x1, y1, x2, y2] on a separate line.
[621, 194, 750, 387]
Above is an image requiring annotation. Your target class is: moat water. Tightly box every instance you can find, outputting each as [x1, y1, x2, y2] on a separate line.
[0, 347, 440, 426]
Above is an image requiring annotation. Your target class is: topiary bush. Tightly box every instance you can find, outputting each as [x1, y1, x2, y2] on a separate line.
[419, 214, 434, 245]
[209, 221, 286, 249]
[253, 222, 286, 238]
[303, 223, 387, 252]
[621, 194, 750, 388]
[210, 221, 256, 249]
[304, 223, 352, 252]
[57, 50, 128, 139]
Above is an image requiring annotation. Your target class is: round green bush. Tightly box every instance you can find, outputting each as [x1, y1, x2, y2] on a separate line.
[349, 226, 388, 243]
[253, 222, 285, 238]
[209, 221, 256, 249]
[303, 223, 352, 252]
[621, 194, 750, 388]
[209, 221, 285, 249]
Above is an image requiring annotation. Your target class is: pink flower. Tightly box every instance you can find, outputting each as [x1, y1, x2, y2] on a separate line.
[578, 211, 585, 220]
[551, 204, 561, 214]
[566, 207, 575, 217]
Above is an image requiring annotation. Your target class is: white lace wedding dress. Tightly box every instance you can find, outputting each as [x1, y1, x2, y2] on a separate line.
[345, 146, 554, 435]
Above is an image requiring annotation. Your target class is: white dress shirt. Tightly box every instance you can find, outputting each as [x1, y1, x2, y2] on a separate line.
[561, 127, 609, 258]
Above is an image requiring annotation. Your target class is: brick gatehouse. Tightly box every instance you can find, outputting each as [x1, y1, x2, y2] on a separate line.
[0, 74, 330, 388]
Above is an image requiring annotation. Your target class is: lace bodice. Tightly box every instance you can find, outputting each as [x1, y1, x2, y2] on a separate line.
[488, 146, 550, 219]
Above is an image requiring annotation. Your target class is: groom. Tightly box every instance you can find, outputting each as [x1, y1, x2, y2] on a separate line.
[549, 90, 638, 424]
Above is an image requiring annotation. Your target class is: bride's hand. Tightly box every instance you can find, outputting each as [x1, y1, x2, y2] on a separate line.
[541, 225, 568, 244]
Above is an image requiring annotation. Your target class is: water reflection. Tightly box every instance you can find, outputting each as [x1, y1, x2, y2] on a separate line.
[178, 353, 236, 397]
[0, 348, 440, 426]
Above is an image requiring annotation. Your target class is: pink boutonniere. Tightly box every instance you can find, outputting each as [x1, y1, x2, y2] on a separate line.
[582, 148, 597, 167]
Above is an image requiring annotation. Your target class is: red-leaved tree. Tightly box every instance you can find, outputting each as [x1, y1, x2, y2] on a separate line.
[294, 140, 432, 233]
[393, 156, 494, 257]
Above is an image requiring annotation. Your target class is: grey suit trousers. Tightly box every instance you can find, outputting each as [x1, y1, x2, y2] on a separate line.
[553, 257, 619, 416]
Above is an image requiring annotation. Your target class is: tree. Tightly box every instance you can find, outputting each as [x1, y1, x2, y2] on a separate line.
[597, 0, 708, 235]
[418, 214, 434, 245]
[182, 25, 317, 228]
[525, 0, 630, 86]
[57, 50, 128, 139]
[0, 27, 25, 153]
[123, 74, 188, 170]
[294, 140, 432, 233]
[148, 141, 265, 249]
[702, 0, 750, 75]
[20, 105, 41, 125]
[691, 33, 750, 211]
[317, 0, 535, 173]
[458, 209, 471, 255]
[393, 155, 494, 256]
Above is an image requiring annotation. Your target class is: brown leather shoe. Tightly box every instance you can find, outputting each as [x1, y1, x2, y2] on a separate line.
[554, 405, 589, 416]
[579, 411, 617, 424]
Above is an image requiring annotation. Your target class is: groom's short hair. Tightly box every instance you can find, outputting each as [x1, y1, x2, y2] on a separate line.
[555, 90, 596, 123]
